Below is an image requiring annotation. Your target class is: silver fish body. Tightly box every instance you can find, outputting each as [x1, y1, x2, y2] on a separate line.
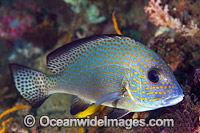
[9, 34, 184, 112]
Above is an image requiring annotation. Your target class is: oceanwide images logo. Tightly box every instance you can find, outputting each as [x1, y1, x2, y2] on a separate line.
[24, 115, 174, 129]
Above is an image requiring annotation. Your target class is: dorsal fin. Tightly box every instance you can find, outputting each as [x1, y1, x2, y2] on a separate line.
[46, 34, 124, 74]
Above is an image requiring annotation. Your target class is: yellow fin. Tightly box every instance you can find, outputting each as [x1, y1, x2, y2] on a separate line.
[77, 104, 101, 133]
[77, 104, 101, 118]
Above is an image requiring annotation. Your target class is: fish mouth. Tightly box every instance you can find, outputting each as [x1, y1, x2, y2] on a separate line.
[162, 94, 184, 106]
[133, 94, 184, 112]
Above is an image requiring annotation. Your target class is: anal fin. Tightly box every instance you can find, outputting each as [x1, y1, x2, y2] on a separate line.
[77, 104, 101, 118]
[70, 96, 91, 115]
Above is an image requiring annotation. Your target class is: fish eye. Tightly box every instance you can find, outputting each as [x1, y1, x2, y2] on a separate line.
[147, 69, 161, 84]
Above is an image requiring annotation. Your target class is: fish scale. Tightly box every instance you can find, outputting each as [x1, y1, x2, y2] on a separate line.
[64, 65, 126, 100]
[10, 34, 184, 112]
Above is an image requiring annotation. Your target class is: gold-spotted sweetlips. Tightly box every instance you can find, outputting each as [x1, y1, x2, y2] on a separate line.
[9, 34, 184, 117]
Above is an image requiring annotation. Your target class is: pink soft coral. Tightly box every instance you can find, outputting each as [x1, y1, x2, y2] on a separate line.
[144, 0, 199, 37]
[0, 1, 40, 40]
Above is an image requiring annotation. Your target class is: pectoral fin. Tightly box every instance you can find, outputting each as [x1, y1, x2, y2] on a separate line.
[70, 96, 91, 115]
[108, 109, 130, 119]
[95, 92, 123, 107]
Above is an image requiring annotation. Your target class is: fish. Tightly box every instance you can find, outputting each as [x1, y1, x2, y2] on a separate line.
[9, 34, 184, 118]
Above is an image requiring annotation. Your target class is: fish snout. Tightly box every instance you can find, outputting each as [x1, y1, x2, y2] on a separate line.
[162, 94, 184, 106]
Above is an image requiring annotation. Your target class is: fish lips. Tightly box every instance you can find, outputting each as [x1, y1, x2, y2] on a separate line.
[161, 94, 184, 106]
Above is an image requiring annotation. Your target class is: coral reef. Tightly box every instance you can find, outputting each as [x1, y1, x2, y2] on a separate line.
[0, 0, 199, 132]
[0, 105, 30, 133]
[148, 95, 200, 132]
[144, 0, 199, 37]
[0, 0, 40, 40]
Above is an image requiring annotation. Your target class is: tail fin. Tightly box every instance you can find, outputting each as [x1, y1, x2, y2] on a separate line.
[9, 63, 50, 108]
